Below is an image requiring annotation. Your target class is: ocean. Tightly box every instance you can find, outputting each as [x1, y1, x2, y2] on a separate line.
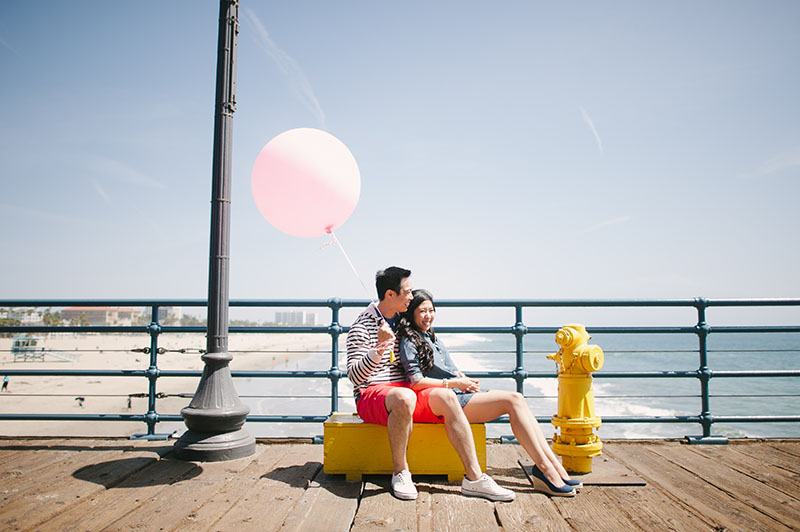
[236, 331, 800, 440]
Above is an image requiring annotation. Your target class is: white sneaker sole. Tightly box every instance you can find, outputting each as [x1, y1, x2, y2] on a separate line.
[461, 488, 515, 502]
[392, 489, 418, 500]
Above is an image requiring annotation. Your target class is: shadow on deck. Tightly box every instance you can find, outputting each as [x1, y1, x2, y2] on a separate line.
[0, 438, 797, 531]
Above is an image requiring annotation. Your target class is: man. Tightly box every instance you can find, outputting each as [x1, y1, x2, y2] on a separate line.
[347, 266, 417, 499]
[347, 267, 514, 502]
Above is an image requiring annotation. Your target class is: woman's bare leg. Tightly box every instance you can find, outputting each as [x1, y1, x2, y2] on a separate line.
[528, 415, 571, 479]
[428, 389, 483, 481]
[462, 390, 567, 487]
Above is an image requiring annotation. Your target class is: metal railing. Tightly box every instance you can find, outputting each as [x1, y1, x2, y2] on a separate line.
[1, 298, 798, 442]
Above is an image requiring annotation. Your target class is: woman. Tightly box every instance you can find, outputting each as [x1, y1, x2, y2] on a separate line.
[397, 289, 579, 497]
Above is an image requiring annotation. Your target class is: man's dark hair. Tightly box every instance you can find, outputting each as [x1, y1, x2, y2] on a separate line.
[375, 266, 411, 300]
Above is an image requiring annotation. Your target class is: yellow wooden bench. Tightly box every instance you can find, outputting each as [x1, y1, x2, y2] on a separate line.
[323, 412, 486, 482]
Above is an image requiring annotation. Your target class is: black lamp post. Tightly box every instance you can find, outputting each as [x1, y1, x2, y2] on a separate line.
[174, 0, 255, 461]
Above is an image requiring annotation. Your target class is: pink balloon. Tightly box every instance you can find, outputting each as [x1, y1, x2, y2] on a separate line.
[251, 128, 361, 238]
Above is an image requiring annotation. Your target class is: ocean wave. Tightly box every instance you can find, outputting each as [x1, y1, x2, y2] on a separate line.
[439, 333, 493, 348]
[450, 351, 504, 372]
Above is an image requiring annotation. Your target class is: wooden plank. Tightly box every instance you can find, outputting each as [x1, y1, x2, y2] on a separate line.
[605, 442, 794, 532]
[31, 454, 201, 531]
[0, 439, 63, 467]
[101, 445, 268, 532]
[732, 441, 800, 475]
[489, 444, 571, 532]
[351, 477, 419, 532]
[205, 443, 323, 531]
[687, 442, 800, 499]
[167, 443, 296, 532]
[500, 443, 713, 532]
[585, 484, 714, 531]
[0, 439, 93, 482]
[429, 476, 501, 531]
[548, 483, 640, 531]
[0, 440, 171, 500]
[417, 482, 434, 532]
[0, 442, 126, 510]
[653, 443, 800, 530]
[768, 441, 800, 459]
[0, 443, 173, 531]
[279, 470, 361, 532]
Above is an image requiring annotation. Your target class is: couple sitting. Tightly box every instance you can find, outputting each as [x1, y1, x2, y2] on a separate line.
[346, 266, 579, 501]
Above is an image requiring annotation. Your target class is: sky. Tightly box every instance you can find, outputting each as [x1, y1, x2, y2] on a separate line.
[1, 1, 799, 327]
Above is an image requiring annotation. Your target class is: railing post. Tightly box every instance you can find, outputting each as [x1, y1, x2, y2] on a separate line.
[686, 298, 728, 444]
[512, 305, 528, 394]
[327, 299, 343, 415]
[132, 305, 170, 440]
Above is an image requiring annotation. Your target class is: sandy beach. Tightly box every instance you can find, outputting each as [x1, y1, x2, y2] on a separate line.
[0, 332, 337, 437]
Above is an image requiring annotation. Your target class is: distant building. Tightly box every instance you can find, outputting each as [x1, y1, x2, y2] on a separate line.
[274, 311, 317, 326]
[0, 308, 43, 324]
[157, 307, 183, 323]
[61, 307, 142, 326]
[20, 311, 43, 325]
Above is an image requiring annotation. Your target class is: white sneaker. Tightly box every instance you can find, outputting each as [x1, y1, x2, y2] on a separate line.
[391, 469, 418, 500]
[461, 474, 515, 502]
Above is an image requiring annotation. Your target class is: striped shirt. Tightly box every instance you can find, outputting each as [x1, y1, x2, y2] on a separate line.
[346, 302, 406, 398]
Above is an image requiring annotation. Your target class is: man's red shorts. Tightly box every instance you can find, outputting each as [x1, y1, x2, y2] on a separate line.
[356, 383, 443, 425]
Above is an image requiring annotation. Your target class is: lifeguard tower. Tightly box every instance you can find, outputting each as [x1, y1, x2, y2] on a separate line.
[12, 335, 44, 362]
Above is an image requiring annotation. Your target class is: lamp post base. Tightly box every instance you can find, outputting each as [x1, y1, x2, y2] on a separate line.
[173, 428, 255, 462]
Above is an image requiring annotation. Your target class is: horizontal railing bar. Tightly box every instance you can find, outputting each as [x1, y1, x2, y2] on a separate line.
[435, 326, 699, 334]
[3, 297, 799, 309]
[594, 371, 800, 378]
[710, 370, 800, 377]
[2, 369, 796, 379]
[245, 415, 329, 423]
[706, 349, 800, 353]
[0, 370, 146, 377]
[569, 416, 700, 424]
[6, 347, 793, 355]
[11, 392, 796, 400]
[6, 324, 798, 336]
[0, 414, 149, 421]
[1, 369, 795, 382]
[711, 416, 800, 422]
[708, 326, 800, 334]
[0, 393, 149, 398]
[1, 326, 146, 334]
[0, 413, 795, 426]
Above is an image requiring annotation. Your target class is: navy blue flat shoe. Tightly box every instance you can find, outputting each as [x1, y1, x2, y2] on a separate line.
[530, 465, 576, 497]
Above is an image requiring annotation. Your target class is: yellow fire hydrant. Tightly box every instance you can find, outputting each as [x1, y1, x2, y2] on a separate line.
[547, 324, 604, 473]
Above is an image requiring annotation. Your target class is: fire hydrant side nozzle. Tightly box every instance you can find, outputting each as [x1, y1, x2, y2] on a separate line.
[547, 324, 604, 474]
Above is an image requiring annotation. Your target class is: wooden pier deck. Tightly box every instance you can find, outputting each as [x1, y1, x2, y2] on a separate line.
[0, 438, 797, 531]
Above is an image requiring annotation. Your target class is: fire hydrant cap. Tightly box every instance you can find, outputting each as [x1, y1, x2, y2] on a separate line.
[580, 345, 604, 372]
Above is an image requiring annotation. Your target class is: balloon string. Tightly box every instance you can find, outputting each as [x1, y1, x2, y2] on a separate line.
[327, 229, 394, 361]
[326, 229, 375, 303]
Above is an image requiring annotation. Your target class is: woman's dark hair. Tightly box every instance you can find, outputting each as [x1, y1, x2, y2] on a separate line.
[397, 289, 436, 372]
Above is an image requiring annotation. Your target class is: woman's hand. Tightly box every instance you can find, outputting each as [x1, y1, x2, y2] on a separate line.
[452, 376, 480, 393]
